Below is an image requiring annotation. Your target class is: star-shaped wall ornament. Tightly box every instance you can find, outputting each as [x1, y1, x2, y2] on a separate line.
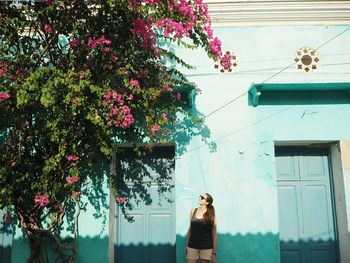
[294, 47, 320, 72]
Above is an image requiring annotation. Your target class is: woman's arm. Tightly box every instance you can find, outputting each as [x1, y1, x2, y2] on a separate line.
[212, 216, 217, 255]
[185, 209, 194, 251]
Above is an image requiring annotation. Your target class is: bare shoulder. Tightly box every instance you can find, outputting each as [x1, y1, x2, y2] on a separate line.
[190, 208, 195, 217]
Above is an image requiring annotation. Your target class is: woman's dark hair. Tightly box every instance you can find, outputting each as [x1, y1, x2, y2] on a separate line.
[203, 193, 215, 224]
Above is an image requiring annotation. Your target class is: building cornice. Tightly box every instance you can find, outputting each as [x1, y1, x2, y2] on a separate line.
[206, 1, 350, 26]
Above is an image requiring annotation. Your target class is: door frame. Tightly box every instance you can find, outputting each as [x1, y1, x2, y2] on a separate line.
[108, 144, 176, 263]
[275, 144, 341, 263]
[330, 142, 350, 263]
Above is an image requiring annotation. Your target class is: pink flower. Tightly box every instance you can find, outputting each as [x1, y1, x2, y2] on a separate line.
[129, 0, 138, 8]
[10, 161, 16, 167]
[71, 191, 81, 199]
[163, 85, 173, 92]
[66, 155, 79, 162]
[132, 18, 148, 36]
[104, 90, 135, 129]
[88, 37, 99, 48]
[161, 113, 168, 122]
[132, 18, 156, 48]
[104, 39, 111, 45]
[66, 176, 79, 184]
[34, 194, 49, 207]
[102, 47, 110, 54]
[151, 124, 161, 134]
[99, 35, 111, 45]
[111, 55, 118, 62]
[220, 53, 233, 71]
[202, 24, 213, 39]
[79, 73, 85, 79]
[157, 18, 188, 39]
[88, 35, 111, 49]
[0, 63, 8, 77]
[44, 24, 52, 33]
[209, 37, 222, 59]
[118, 106, 135, 128]
[117, 197, 127, 204]
[104, 90, 124, 104]
[46, 0, 53, 5]
[69, 39, 78, 48]
[0, 92, 11, 100]
[130, 79, 140, 88]
[172, 0, 197, 35]
[175, 92, 181, 100]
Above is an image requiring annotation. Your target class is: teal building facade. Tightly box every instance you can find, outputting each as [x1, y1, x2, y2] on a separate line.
[2, 1, 350, 263]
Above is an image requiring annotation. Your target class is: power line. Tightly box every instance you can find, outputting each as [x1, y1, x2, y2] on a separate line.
[192, 52, 350, 68]
[200, 26, 350, 120]
[263, 27, 350, 83]
[174, 26, 350, 153]
[180, 105, 295, 156]
[179, 26, 350, 132]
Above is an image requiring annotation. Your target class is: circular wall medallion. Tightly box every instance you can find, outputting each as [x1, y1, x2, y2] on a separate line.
[294, 47, 320, 72]
[214, 50, 238, 73]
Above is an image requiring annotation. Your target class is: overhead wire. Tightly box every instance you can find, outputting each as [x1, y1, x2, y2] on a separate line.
[175, 26, 350, 155]
[183, 105, 296, 155]
[176, 26, 350, 134]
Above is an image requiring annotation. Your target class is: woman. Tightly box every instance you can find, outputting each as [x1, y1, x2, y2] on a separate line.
[185, 193, 217, 263]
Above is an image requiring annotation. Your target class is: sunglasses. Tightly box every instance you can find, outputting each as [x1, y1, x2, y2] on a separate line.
[199, 195, 207, 201]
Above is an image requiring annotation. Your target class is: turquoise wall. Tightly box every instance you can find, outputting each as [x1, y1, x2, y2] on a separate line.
[6, 25, 350, 263]
[175, 25, 350, 263]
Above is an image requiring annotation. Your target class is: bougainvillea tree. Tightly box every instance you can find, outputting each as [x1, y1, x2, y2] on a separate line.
[0, 0, 232, 262]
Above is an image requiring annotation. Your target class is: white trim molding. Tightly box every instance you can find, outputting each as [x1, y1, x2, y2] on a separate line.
[206, 0, 350, 26]
[331, 141, 350, 263]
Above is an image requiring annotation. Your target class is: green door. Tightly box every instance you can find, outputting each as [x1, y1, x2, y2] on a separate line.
[275, 147, 338, 263]
[114, 147, 175, 263]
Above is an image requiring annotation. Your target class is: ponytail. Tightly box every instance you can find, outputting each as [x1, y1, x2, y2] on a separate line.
[203, 193, 215, 224]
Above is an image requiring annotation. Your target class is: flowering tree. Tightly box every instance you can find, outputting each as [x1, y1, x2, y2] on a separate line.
[0, 0, 231, 262]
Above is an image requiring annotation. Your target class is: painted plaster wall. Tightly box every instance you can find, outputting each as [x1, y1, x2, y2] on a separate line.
[7, 25, 350, 263]
[175, 25, 350, 263]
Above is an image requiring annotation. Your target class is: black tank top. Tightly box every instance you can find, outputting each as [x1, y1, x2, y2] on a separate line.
[188, 208, 213, 249]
